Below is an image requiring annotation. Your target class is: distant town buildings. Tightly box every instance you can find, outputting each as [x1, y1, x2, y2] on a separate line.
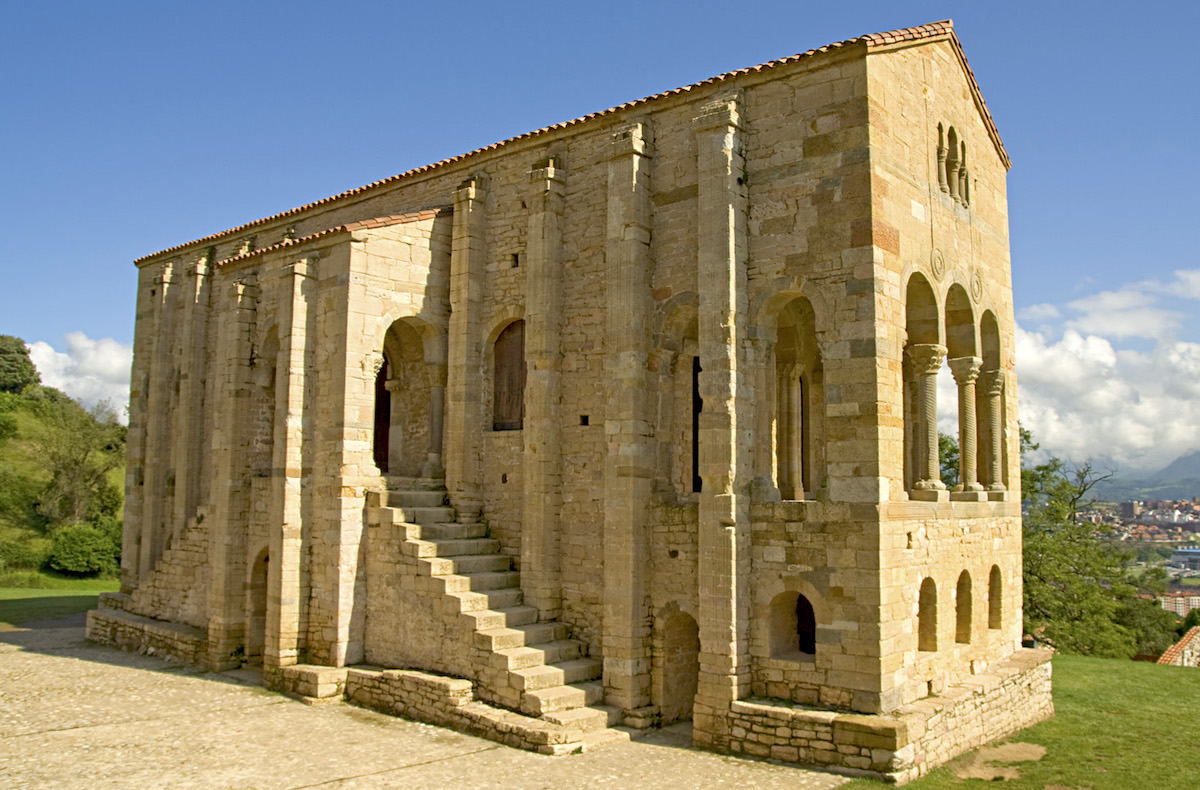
[1160, 592, 1200, 617]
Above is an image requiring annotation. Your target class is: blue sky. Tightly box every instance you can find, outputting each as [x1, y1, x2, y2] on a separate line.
[3, 1, 1198, 473]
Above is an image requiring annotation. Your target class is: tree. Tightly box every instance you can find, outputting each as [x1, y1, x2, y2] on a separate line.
[1020, 434, 1179, 658]
[33, 398, 125, 530]
[938, 432, 959, 489]
[0, 335, 41, 394]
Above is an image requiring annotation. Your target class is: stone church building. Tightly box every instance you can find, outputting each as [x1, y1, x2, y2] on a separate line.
[89, 20, 1052, 783]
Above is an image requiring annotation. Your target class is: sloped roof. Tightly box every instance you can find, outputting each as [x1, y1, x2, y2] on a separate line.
[137, 18, 1004, 265]
[1158, 625, 1200, 665]
[215, 208, 450, 268]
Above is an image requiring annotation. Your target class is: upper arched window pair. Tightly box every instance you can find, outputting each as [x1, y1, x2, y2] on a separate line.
[937, 123, 970, 207]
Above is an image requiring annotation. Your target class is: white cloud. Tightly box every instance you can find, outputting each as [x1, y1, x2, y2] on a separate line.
[1171, 269, 1200, 300]
[28, 332, 132, 423]
[1017, 303, 1061, 323]
[1014, 326, 1200, 473]
[1064, 288, 1181, 340]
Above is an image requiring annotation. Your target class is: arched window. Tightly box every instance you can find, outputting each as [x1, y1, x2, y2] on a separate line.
[904, 274, 942, 494]
[770, 590, 817, 657]
[493, 320, 525, 431]
[988, 566, 1003, 630]
[796, 595, 816, 655]
[918, 578, 937, 652]
[774, 295, 823, 499]
[956, 571, 973, 644]
[373, 358, 390, 473]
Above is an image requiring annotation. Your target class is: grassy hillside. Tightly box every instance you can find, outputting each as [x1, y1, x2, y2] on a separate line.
[843, 654, 1200, 789]
[0, 386, 125, 585]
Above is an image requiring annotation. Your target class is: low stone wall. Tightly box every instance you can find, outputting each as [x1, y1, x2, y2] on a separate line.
[345, 666, 584, 755]
[86, 607, 207, 666]
[720, 648, 1053, 784]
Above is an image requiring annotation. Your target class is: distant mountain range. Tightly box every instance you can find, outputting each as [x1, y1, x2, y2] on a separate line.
[1091, 451, 1200, 502]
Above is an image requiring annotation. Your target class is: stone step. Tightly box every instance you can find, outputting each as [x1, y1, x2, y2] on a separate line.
[466, 571, 521, 591]
[461, 605, 539, 631]
[450, 587, 524, 613]
[434, 570, 521, 594]
[522, 680, 604, 716]
[419, 522, 487, 540]
[474, 622, 569, 652]
[394, 505, 456, 524]
[542, 704, 621, 732]
[578, 727, 635, 752]
[386, 476, 445, 491]
[407, 538, 500, 558]
[492, 640, 585, 672]
[386, 490, 447, 508]
[420, 554, 512, 576]
[507, 657, 600, 691]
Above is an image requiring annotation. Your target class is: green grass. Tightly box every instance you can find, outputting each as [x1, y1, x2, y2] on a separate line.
[1178, 576, 1200, 587]
[0, 584, 117, 626]
[842, 654, 1200, 789]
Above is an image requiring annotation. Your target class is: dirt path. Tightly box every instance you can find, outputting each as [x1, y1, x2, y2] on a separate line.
[0, 617, 848, 789]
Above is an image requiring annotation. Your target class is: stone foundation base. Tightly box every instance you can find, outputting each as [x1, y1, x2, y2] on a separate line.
[708, 648, 1053, 784]
[86, 607, 207, 667]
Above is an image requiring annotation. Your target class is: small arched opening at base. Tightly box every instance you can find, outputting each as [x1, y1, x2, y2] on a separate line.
[770, 590, 817, 657]
[659, 611, 700, 725]
[988, 565, 1003, 630]
[956, 570, 973, 644]
[245, 548, 269, 666]
[918, 577, 938, 652]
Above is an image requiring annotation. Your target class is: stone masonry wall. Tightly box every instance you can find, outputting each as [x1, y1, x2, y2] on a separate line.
[723, 648, 1051, 783]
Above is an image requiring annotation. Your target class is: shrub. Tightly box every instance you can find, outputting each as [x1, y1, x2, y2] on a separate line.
[44, 523, 118, 577]
[0, 536, 46, 571]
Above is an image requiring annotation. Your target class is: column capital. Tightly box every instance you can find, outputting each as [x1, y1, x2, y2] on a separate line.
[948, 356, 983, 384]
[906, 343, 946, 375]
[281, 257, 317, 280]
[692, 91, 743, 133]
[980, 368, 1005, 396]
[455, 173, 489, 205]
[609, 120, 652, 159]
[528, 155, 564, 185]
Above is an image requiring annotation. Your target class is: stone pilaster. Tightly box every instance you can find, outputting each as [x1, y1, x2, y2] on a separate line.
[523, 157, 565, 621]
[691, 93, 752, 750]
[949, 356, 985, 500]
[206, 276, 259, 669]
[139, 261, 175, 580]
[121, 266, 156, 590]
[602, 121, 653, 715]
[980, 368, 1006, 495]
[171, 250, 213, 539]
[907, 343, 947, 501]
[446, 175, 488, 521]
[266, 258, 316, 670]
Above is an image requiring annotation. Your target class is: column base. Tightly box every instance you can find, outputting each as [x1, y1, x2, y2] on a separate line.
[950, 490, 988, 502]
[909, 489, 948, 502]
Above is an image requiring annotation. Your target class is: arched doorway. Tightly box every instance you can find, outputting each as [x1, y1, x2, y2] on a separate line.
[245, 548, 269, 666]
[374, 320, 441, 479]
[660, 611, 700, 724]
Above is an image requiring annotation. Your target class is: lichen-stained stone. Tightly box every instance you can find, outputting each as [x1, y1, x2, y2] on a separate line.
[92, 19, 1049, 785]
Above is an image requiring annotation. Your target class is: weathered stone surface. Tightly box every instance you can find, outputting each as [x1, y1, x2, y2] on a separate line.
[94, 19, 1048, 784]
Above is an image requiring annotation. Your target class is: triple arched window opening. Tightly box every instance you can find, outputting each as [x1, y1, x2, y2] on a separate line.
[918, 566, 1004, 652]
[937, 123, 970, 208]
[903, 274, 1007, 498]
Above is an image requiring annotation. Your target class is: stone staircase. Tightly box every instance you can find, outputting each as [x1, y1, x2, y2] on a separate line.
[377, 479, 624, 744]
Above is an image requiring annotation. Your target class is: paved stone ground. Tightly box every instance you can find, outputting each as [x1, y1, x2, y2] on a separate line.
[0, 614, 849, 790]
